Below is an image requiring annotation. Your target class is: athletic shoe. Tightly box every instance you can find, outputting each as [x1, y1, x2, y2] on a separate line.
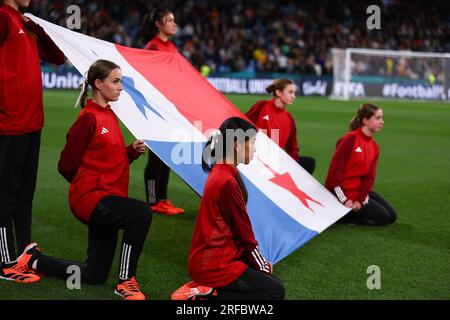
[189, 289, 217, 300]
[151, 199, 184, 215]
[150, 200, 175, 215]
[14, 242, 41, 276]
[162, 200, 184, 214]
[19, 243, 41, 269]
[0, 243, 41, 283]
[171, 281, 213, 300]
[114, 277, 146, 300]
[23, 243, 42, 276]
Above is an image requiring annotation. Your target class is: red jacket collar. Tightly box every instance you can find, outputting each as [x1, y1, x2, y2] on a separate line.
[214, 163, 238, 176]
[85, 99, 111, 112]
[356, 128, 373, 141]
[268, 98, 285, 113]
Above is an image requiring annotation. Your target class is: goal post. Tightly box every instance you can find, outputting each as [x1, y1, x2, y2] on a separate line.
[331, 48, 450, 102]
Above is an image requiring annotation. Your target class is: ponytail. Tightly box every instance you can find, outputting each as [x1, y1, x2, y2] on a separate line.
[139, 12, 155, 41]
[74, 75, 89, 108]
[265, 83, 277, 95]
[349, 115, 361, 131]
[349, 103, 380, 131]
[202, 130, 222, 172]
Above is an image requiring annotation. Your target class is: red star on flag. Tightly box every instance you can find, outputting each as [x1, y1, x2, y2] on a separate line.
[257, 157, 323, 213]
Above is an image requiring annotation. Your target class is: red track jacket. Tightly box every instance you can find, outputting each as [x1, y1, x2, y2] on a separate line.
[246, 99, 300, 161]
[325, 128, 379, 204]
[58, 100, 141, 224]
[188, 164, 266, 287]
[144, 36, 177, 52]
[0, 4, 64, 135]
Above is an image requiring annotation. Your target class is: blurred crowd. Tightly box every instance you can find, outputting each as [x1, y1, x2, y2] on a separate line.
[351, 55, 448, 83]
[27, 0, 450, 76]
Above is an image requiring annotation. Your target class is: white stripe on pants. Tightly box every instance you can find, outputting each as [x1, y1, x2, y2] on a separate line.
[0, 227, 11, 263]
[147, 180, 156, 204]
[120, 243, 132, 279]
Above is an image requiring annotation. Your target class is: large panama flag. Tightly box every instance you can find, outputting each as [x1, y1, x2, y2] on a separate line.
[28, 14, 350, 264]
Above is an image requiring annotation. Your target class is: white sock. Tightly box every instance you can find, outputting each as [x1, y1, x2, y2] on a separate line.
[32, 259, 38, 270]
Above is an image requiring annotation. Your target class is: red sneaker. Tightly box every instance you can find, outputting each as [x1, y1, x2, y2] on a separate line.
[114, 277, 146, 300]
[151, 200, 184, 216]
[171, 281, 213, 300]
[17, 243, 41, 269]
[0, 243, 41, 283]
[162, 200, 184, 214]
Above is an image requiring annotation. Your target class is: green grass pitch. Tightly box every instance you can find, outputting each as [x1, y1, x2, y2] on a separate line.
[1, 90, 449, 300]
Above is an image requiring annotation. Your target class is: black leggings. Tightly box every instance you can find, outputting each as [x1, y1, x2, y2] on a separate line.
[298, 156, 316, 175]
[338, 191, 397, 226]
[35, 196, 152, 285]
[0, 131, 41, 262]
[144, 150, 170, 205]
[212, 268, 285, 300]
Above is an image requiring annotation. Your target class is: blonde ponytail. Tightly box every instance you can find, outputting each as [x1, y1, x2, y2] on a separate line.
[74, 76, 88, 108]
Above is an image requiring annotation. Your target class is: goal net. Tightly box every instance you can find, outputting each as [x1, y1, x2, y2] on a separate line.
[331, 48, 450, 102]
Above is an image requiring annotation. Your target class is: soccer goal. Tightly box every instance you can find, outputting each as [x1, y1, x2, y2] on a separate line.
[331, 48, 450, 102]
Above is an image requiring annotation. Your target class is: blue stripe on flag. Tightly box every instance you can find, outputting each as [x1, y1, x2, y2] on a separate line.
[241, 174, 319, 264]
[144, 140, 208, 195]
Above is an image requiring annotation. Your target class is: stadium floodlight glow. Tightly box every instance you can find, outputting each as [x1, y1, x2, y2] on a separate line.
[331, 48, 450, 102]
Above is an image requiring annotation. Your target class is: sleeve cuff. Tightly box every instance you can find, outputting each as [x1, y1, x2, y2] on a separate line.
[334, 186, 348, 203]
[126, 144, 141, 160]
[362, 195, 369, 206]
[245, 246, 272, 274]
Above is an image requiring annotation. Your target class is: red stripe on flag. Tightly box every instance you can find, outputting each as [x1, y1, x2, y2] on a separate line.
[115, 45, 246, 133]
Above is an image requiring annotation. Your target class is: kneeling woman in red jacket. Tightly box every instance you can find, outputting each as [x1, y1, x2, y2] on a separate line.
[172, 117, 285, 300]
[23, 60, 152, 300]
[246, 78, 316, 174]
[325, 103, 397, 226]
